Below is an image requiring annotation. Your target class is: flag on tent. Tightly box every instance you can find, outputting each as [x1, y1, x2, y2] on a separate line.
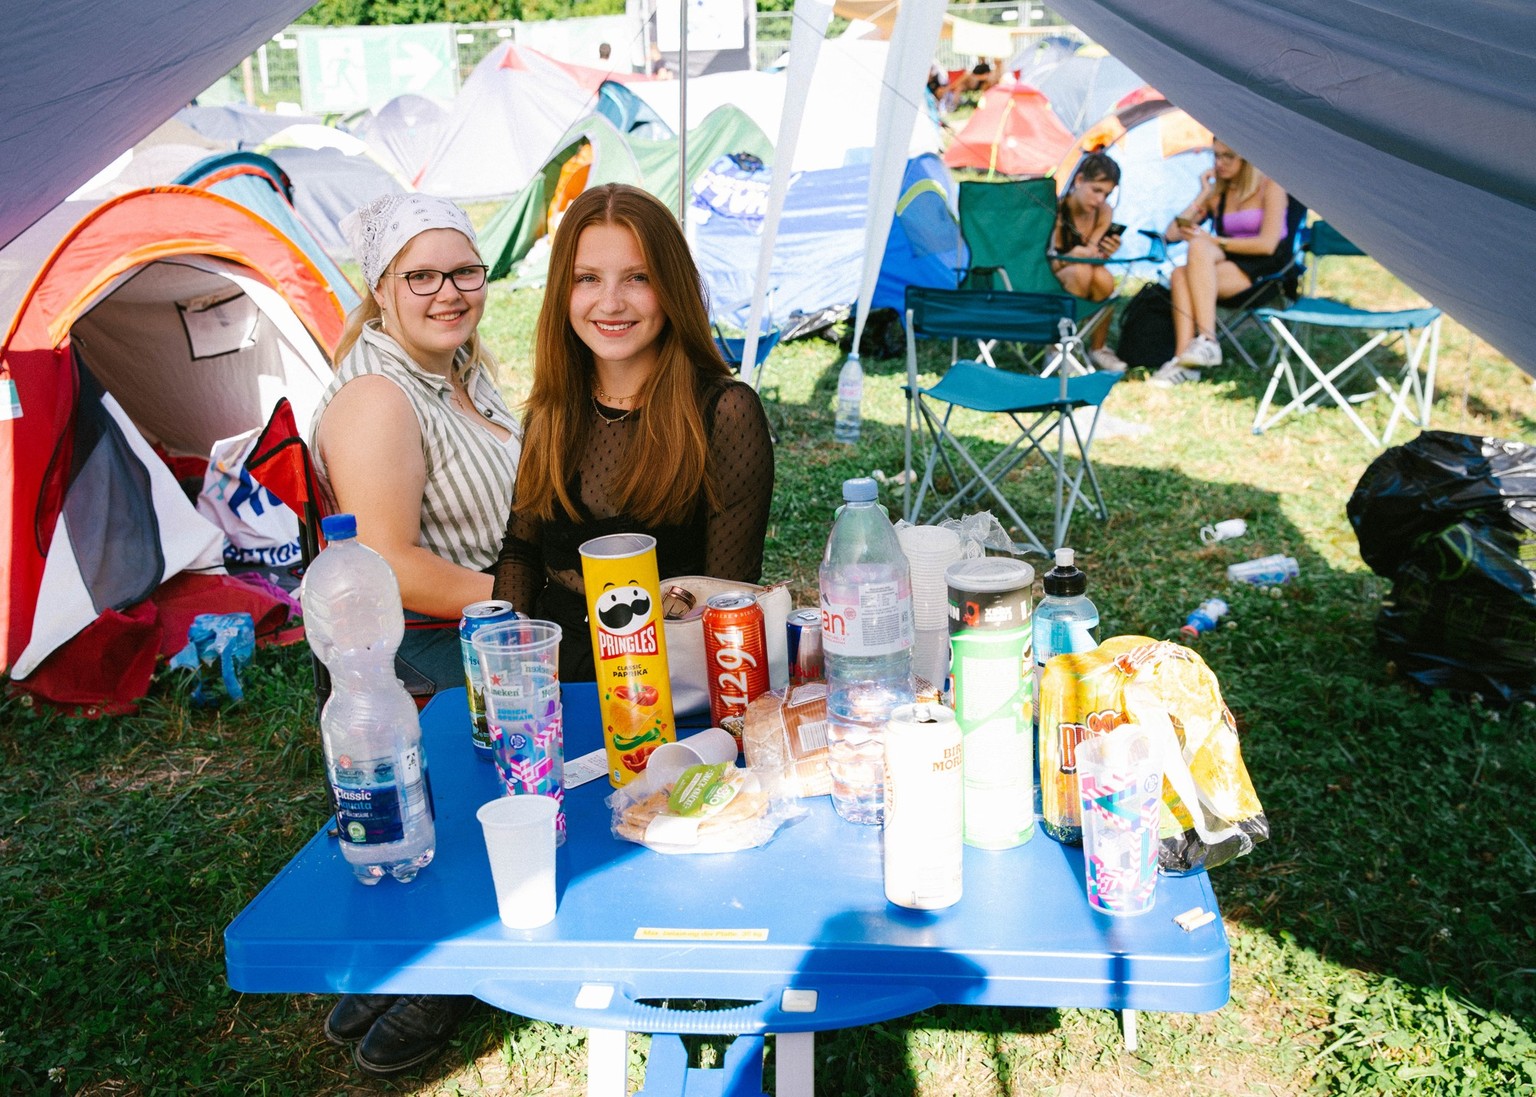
[244, 397, 326, 563]
[10, 361, 225, 680]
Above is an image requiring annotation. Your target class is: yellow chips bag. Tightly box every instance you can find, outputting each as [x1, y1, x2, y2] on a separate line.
[1039, 636, 1267, 873]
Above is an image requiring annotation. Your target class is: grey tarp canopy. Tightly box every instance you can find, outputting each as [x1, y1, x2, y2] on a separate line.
[1048, 0, 1536, 377]
[0, 0, 313, 251]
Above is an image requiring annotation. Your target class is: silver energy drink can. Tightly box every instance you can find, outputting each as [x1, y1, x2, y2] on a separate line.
[786, 607, 824, 685]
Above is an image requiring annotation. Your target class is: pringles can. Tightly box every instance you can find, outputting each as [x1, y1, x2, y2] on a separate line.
[945, 557, 1035, 850]
[460, 599, 519, 761]
[578, 533, 676, 786]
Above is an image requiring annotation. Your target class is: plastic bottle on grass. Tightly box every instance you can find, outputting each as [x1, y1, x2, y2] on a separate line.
[819, 477, 914, 824]
[834, 355, 864, 444]
[1181, 598, 1229, 638]
[1033, 547, 1100, 843]
[301, 513, 435, 885]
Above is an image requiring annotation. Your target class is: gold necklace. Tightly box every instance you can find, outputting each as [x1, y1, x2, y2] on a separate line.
[594, 380, 642, 404]
[592, 394, 634, 423]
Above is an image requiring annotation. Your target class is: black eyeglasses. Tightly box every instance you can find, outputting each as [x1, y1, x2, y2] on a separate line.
[384, 264, 489, 296]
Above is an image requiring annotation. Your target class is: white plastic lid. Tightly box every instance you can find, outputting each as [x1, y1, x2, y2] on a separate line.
[843, 477, 878, 502]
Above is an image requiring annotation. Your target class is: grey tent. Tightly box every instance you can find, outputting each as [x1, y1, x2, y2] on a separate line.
[1048, 0, 1536, 376]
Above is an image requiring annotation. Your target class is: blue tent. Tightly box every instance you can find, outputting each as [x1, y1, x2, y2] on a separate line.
[693, 153, 964, 341]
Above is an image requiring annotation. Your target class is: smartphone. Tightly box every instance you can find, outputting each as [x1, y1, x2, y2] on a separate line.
[1106, 222, 1127, 237]
[1174, 216, 1195, 229]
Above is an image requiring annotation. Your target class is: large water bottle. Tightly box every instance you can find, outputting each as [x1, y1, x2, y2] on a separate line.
[819, 477, 914, 824]
[300, 513, 436, 885]
[833, 355, 863, 444]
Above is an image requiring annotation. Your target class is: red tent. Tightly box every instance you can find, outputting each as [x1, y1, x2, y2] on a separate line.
[943, 82, 1077, 178]
[1, 185, 349, 704]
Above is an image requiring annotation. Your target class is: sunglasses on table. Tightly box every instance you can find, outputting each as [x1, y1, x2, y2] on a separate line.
[383, 264, 489, 295]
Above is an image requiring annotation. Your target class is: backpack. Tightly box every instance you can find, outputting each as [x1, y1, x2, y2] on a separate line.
[1116, 283, 1176, 369]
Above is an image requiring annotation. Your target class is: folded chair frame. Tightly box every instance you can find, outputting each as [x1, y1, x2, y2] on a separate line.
[902, 287, 1118, 556]
[1251, 301, 1441, 447]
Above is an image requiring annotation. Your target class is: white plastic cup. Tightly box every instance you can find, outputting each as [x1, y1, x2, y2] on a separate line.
[1077, 724, 1162, 916]
[477, 795, 558, 928]
[638, 727, 740, 790]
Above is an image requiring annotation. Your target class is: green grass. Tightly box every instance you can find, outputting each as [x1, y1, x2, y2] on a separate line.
[4, 255, 1536, 1096]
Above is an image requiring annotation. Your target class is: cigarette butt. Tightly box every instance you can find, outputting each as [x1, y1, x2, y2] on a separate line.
[1174, 906, 1205, 927]
[1175, 909, 1217, 932]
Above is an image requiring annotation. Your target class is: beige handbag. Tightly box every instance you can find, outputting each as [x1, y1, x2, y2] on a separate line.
[661, 576, 794, 718]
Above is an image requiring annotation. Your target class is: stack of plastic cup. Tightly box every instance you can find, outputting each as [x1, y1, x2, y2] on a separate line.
[896, 524, 965, 689]
[472, 620, 566, 845]
[1078, 722, 1162, 916]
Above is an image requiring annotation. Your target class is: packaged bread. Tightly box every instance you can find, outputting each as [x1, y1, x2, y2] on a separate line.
[607, 762, 803, 854]
[743, 682, 830, 798]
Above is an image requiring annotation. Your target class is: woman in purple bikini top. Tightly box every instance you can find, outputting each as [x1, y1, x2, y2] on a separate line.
[1152, 139, 1291, 380]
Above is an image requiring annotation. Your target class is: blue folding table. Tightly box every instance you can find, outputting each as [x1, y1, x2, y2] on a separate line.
[226, 686, 1230, 1096]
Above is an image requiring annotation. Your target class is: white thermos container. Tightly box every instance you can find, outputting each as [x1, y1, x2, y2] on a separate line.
[882, 703, 963, 910]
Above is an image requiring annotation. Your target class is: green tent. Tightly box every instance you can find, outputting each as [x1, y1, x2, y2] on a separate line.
[479, 105, 774, 287]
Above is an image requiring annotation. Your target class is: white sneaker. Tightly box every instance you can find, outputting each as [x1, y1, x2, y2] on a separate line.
[1150, 359, 1201, 388]
[1177, 334, 1223, 367]
[1090, 347, 1128, 373]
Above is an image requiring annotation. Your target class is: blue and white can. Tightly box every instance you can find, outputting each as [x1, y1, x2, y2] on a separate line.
[460, 599, 519, 760]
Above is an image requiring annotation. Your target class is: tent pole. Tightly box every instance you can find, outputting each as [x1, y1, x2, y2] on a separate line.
[677, 0, 688, 220]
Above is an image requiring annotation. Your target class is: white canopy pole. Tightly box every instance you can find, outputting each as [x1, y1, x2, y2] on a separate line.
[741, 0, 835, 389]
[847, 0, 947, 360]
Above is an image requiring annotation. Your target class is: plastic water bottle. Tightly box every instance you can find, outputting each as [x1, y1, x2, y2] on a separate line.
[300, 513, 436, 885]
[1033, 547, 1100, 843]
[1181, 598, 1230, 638]
[1227, 554, 1299, 586]
[834, 355, 863, 444]
[819, 477, 914, 824]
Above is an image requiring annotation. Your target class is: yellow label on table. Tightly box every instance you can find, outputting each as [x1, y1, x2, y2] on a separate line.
[632, 927, 770, 942]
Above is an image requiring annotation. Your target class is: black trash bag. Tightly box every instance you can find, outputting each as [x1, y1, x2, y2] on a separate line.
[1347, 431, 1536, 702]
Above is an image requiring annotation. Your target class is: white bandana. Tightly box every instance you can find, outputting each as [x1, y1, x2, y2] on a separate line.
[340, 194, 480, 290]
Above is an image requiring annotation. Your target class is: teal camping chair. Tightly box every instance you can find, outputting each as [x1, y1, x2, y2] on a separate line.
[1250, 221, 1441, 447]
[957, 177, 1163, 374]
[903, 286, 1120, 556]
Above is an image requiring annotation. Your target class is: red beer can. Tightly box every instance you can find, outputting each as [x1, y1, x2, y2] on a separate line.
[702, 592, 770, 727]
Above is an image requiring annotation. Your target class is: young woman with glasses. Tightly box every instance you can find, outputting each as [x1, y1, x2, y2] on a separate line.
[311, 194, 522, 689]
[307, 195, 521, 1077]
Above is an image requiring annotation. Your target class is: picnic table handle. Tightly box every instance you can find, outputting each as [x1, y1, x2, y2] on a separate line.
[474, 978, 940, 1034]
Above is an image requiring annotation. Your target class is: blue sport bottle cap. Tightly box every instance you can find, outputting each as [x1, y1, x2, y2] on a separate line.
[320, 513, 357, 541]
[843, 477, 878, 503]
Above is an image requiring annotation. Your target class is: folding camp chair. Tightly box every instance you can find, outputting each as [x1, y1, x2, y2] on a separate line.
[903, 286, 1120, 556]
[958, 177, 1162, 375]
[1250, 221, 1442, 446]
[1213, 196, 1309, 371]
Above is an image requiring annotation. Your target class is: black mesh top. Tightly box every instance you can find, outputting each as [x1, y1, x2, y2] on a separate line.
[492, 376, 774, 679]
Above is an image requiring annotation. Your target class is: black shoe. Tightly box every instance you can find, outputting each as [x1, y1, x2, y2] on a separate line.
[323, 993, 400, 1046]
[353, 994, 475, 1078]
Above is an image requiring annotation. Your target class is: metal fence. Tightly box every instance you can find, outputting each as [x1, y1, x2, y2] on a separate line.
[228, 3, 1084, 113]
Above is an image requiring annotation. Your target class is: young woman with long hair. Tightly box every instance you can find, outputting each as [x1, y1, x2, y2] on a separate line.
[493, 183, 774, 681]
[1050, 150, 1126, 370]
[1153, 139, 1290, 385]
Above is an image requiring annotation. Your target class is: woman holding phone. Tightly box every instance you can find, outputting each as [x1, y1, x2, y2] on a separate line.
[1154, 139, 1290, 385]
[1050, 151, 1126, 372]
